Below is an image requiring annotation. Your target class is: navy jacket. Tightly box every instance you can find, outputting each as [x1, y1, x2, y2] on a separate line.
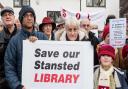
[4, 28, 48, 89]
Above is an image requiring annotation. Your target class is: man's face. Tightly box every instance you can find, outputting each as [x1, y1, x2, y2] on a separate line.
[42, 24, 52, 36]
[66, 24, 79, 41]
[1, 12, 15, 27]
[80, 19, 90, 31]
[22, 12, 34, 29]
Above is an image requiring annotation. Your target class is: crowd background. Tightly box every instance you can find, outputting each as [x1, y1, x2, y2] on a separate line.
[0, 6, 128, 89]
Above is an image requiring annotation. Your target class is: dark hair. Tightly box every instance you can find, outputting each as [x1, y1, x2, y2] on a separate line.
[105, 15, 116, 25]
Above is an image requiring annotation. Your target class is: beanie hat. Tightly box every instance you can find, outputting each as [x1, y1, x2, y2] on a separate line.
[102, 25, 109, 40]
[122, 44, 128, 59]
[1, 6, 14, 16]
[19, 6, 36, 24]
[39, 17, 56, 31]
[98, 44, 115, 60]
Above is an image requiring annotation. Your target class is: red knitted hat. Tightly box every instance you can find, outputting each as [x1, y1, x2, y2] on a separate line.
[98, 44, 115, 60]
[122, 44, 128, 59]
[102, 25, 109, 40]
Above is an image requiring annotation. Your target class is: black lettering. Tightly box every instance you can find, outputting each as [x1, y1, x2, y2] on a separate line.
[34, 60, 40, 69]
[35, 49, 41, 57]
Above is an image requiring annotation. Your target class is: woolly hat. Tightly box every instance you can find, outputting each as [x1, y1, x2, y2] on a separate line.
[1, 6, 14, 16]
[122, 44, 128, 59]
[102, 25, 109, 40]
[39, 17, 56, 31]
[98, 44, 115, 60]
[19, 6, 36, 24]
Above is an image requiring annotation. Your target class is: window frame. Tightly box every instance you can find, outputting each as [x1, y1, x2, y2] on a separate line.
[13, 0, 30, 7]
[47, 11, 61, 23]
[86, 0, 106, 7]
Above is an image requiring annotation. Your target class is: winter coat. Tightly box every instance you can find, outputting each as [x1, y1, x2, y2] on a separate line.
[4, 28, 48, 89]
[55, 29, 87, 41]
[0, 26, 19, 89]
[94, 65, 128, 89]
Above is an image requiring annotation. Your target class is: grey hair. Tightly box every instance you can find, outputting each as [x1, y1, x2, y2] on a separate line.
[65, 17, 80, 29]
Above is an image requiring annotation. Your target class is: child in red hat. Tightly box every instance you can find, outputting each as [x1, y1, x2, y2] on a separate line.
[94, 44, 128, 89]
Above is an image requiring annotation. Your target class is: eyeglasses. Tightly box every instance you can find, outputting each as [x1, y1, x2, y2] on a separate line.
[81, 24, 90, 28]
[23, 13, 34, 18]
[2, 13, 14, 17]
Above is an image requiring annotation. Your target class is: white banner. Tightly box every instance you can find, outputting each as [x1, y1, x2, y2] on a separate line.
[110, 18, 126, 48]
[22, 41, 93, 89]
[60, 9, 106, 30]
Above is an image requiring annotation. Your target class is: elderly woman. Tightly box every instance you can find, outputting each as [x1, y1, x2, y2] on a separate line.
[55, 17, 87, 41]
[39, 17, 56, 40]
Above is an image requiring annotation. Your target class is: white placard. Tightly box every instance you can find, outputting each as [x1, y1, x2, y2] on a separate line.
[110, 18, 126, 48]
[22, 41, 93, 89]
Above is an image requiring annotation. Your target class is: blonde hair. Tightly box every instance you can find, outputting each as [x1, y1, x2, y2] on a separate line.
[65, 17, 80, 29]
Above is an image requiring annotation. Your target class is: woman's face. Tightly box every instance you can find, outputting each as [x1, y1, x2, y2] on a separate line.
[100, 55, 113, 67]
[66, 24, 79, 41]
[42, 24, 52, 36]
[104, 34, 110, 44]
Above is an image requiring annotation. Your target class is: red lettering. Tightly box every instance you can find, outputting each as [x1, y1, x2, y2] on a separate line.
[34, 73, 39, 82]
[58, 74, 64, 83]
[65, 74, 72, 83]
[40, 73, 44, 82]
[44, 74, 50, 82]
[76, 13, 81, 20]
[73, 74, 79, 83]
[51, 74, 58, 83]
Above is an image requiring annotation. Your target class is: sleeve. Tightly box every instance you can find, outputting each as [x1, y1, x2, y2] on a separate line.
[4, 38, 22, 89]
[37, 32, 48, 40]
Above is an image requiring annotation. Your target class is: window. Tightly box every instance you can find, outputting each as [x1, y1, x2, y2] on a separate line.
[47, 11, 61, 23]
[86, 0, 106, 7]
[13, 0, 30, 7]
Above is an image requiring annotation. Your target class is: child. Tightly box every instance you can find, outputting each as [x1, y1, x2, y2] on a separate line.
[94, 44, 128, 89]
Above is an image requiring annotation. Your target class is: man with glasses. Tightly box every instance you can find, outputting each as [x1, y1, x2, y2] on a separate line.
[0, 6, 19, 89]
[4, 6, 48, 89]
[80, 18, 99, 65]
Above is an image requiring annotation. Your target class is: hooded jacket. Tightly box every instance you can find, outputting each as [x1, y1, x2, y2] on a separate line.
[4, 28, 48, 89]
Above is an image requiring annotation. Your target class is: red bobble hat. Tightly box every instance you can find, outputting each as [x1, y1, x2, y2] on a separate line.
[122, 44, 128, 59]
[98, 44, 115, 60]
[39, 17, 56, 31]
[102, 25, 109, 40]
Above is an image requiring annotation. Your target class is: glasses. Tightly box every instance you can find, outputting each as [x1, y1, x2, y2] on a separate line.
[23, 13, 34, 18]
[2, 13, 14, 17]
[81, 24, 90, 28]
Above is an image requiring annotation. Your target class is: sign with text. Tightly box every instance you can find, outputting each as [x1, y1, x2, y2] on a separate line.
[110, 18, 126, 48]
[22, 41, 93, 89]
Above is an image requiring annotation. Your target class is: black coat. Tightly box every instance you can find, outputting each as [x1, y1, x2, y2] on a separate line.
[0, 26, 19, 81]
[82, 31, 99, 65]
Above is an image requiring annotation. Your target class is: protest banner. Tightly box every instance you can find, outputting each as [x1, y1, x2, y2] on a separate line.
[110, 18, 126, 48]
[60, 8, 106, 30]
[22, 41, 93, 89]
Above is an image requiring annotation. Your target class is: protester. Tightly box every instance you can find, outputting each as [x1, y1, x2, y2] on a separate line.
[122, 44, 128, 77]
[39, 17, 56, 40]
[98, 24, 125, 69]
[55, 17, 88, 41]
[4, 6, 48, 89]
[80, 18, 99, 65]
[56, 16, 65, 31]
[0, 6, 19, 89]
[105, 14, 116, 25]
[94, 44, 128, 89]
[0, 21, 3, 32]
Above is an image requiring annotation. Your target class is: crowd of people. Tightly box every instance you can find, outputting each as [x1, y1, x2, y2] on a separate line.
[0, 6, 128, 89]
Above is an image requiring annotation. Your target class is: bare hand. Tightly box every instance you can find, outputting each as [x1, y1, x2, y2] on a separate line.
[28, 36, 38, 42]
